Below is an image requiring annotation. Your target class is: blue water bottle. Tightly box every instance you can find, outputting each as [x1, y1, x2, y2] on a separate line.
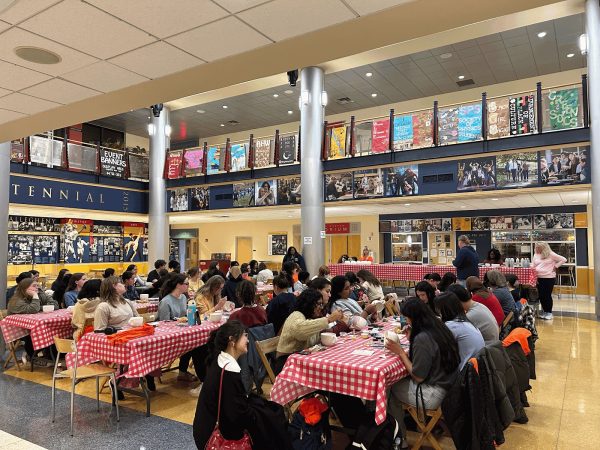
[187, 301, 197, 326]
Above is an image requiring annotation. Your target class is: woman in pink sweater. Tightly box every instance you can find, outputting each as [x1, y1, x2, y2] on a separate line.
[532, 242, 567, 320]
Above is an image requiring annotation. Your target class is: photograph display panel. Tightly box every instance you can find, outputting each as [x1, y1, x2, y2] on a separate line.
[190, 187, 209, 210]
[452, 217, 472, 231]
[8, 216, 60, 232]
[540, 146, 589, 185]
[457, 157, 496, 191]
[353, 169, 384, 199]
[472, 217, 491, 231]
[33, 235, 59, 264]
[277, 176, 301, 205]
[383, 165, 419, 197]
[255, 179, 277, 206]
[168, 188, 189, 212]
[61, 219, 92, 263]
[533, 213, 574, 229]
[512, 215, 533, 230]
[324, 172, 353, 201]
[8, 235, 33, 265]
[268, 234, 287, 256]
[233, 182, 255, 207]
[496, 152, 539, 188]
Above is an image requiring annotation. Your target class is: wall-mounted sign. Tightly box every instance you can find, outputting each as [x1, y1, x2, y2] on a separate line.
[325, 223, 351, 234]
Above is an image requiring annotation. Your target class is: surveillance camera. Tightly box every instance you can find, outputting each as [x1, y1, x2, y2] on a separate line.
[150, 104, 164, 118]
[287, 70, 298, 87]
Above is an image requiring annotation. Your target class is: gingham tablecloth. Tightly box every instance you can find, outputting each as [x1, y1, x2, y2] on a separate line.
[0, 310, 72, 351]
[328, 264, 537, 285]
[68, 320, 223, 378]
[133, 302, 158, 313]
[270, 323, 409, 425]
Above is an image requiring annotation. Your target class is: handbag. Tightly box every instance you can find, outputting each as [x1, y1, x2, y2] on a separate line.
[205, 363, 253, 450]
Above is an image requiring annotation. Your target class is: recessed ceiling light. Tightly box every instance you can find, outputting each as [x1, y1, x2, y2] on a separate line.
[458, 75, 465, 80]
[491, 198, 499, 201]
[284, 89, 294, 94]
[567, 53, 575, 58]
[404, 203, 411, 206]
[571, 200, 578, 203]
[460, 205, 466, 208]
[440, 52, 453, 59]
[371, 93, 378, 98]
[273, 94, 279, 98]
[14, 46, 62, 64]
[220, 124, 225, 127]
[196, 109, 205, 113]
[366, 72, 373, 77]
[147, 116, 151, 119]
[222, 105, 228, 109]
[287, 110, 293, 115]
[537, 31, 547, 38]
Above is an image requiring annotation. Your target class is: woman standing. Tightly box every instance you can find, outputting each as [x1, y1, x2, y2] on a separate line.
[63, 273, 87, 307]
[282, 246, 307, 272]
[532, 242, 567, 320]
[195, 275, 227, 315]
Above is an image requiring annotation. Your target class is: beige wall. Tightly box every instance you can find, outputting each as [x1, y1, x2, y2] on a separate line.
[126, 133, 149, 151]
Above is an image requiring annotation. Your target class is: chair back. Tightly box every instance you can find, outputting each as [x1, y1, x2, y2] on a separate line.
[137, 306, 148, 314]
[255, 335, 279, 384]
[54, 336, 75, 354]
[502, 311, 514, 329]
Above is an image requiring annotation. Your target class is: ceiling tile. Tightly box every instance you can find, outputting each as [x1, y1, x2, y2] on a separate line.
[236, 0, 355, 41]
[166, 16, 271, 62]
[86, 0, 229, 39]
[343, 0, 410, 15]
[0, 0, 62, 24]
[0, 92, 60, 114]
[22, 78, 101, 104]
[22, 0, 156, 60]
[109, 42, 203, 79]
[0, 108, 26, 124]
[0, 19, 9, 32]
[0, 60, 52, 91]
[0, 86, 10, 97]
[0, 27, 98, 76]
[213, 0, 274, 13]
[62, 61, 149, 92]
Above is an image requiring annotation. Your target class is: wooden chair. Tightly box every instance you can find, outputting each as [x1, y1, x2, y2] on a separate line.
[52, 336, 120, 436]
[255, 336, 279, 384]
[402, 403, 443, 450]
[137, 306, 149, 314]
[502, 311, 514, 330]
[0, 309, 22, 371]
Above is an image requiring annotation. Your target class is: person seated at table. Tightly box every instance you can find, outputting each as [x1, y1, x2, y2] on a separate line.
[274, 289, 343, 375]
[102, 268, 115, 279]
[149, 268, 170, 298]
[223, 265, 244, 308]
[465, 276, 504, 326]
[248, 259, 259, 277]
[121, 271, 140, 301]
[226, 260, 239, 278]
[486, 270, 518, 315]
[386, 299, 460, 445]
[312, 277, 350, 334]
[94, 276, 139, 330]
[423, 272, 441, 292]
[505, 274, 523, 303]
[329, 275, 377, 321]
[63, 273, 87, 307]
[295, 271, 310, 293]
[345, 272, 367, 303]
[53, 273, 71, 307]
[50, 268, 70, 293]
[356, 269, 384, 303]
[433, 292, 485, 370]
[229, 280, 267, 328]
[266, 275, 296, 335]
[201, 261, 226, 283]
[158, 273, 205, 384]
[415, 281, 437, 315]
[72, 279, 102, 340]
[125, 264, 145, 286]
[196, 275, 227, 316]
[187, 267, 203, 296]
[314, 265, 330, 281]
[437, 272, 457, 293]
[484, 248, 504, 265]
[447, 284, 499, 345]
[360, 246, 374, 262]
[28, 270, 55, 306]
[147, 259, 167, 284]
[281, 261, 300, 288]
[6, 272, 32, 307]
[193, 320, 292, 450]
[240, 263, 251, 281]
[256, 262, 274, 284]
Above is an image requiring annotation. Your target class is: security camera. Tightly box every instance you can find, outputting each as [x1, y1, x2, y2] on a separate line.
[151, 104, 163, 118]
[287, 70, 298, 87]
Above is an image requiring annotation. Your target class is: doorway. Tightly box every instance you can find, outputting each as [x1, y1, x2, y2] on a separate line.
[236, 237, 253, 263]
[325, 234, 361, 263]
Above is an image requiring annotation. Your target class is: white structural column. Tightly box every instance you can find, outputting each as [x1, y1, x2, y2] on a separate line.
[0, 142, 8, 309]
[148, 104, 170, 265]
[299, 67, 326, 275]
[587, 0, 600, 317]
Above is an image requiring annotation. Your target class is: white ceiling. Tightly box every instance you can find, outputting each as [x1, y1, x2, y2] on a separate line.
[0, 0, 413, 124]
[168, 187, 591, 224]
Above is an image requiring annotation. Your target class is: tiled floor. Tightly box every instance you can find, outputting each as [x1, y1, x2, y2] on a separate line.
[1, 315, 599, 449]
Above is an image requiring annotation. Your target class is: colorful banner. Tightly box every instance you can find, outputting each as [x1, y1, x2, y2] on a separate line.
[548, 88, 579, 130]
[392, 115, 413, 150]
[254, 138, 272, 168]
[354, 122, 373, 155]
[99, 148, 126, 178]
[487, 97, 510, 139]
[279, 135, 296, 165]
[509, 95, 535, 135]
[230, 143, 247, 171]
[457, 103, 482, 142]
[412, 111, 433, 148]
[166, 150, 183, 179]
[184, 148, 204, 176]
[329, 126, 346, 159]
[11, 140, 24, 162]
[371, 118, 390, 153]
[438, 107, 459, 145]
[206, 146, 221, 174]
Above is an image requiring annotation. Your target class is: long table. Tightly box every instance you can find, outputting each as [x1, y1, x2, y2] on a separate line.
[328, 263, 538, 286]
[270, 322, 409, 425]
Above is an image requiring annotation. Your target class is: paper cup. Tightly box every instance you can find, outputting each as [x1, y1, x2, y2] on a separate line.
[42, 305, 54, 313]
[140, 293, 149, 301]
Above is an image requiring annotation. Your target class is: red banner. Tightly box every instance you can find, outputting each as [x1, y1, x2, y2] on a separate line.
[325, 223, 351, 234]
[371, 118, 390, 153]
[166, 150, 183, 179]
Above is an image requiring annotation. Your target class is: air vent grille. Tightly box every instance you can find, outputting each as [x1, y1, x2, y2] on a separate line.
[456, 78, 475, 87]
[336, 97, 354, 105]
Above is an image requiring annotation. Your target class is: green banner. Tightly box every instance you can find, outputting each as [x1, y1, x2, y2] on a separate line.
[548, 88, 579, 130]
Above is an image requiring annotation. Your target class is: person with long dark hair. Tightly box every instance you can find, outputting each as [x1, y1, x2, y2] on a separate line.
[201, 261, 226, 283]
[282, 246, 307, 272]
[356, 269, 384, 303]
[387, 298, 460, 444]
[248, 260, 259, 277]
[71, 279, 102, 340]
[51, 268, 70, 292]
[53, 272, 72, 307]
[63, 273, 87, 307]
[329, 275, 377, 320]
[447, 284, 499, 345]
[415, 280, 437, 314]
[229, 280, 267, 328]
[223, 265, 243, 307]
[437, 271, 457, 292]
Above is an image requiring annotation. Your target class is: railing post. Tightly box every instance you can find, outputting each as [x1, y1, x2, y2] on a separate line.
[582, 73, 590, 127]
[321, 122, 328, 161]
[248, 133, 255, 170]
[433, 101, 439, 146]
[349, 116, 355, 157]
[388, 109, 395, 161]
[225, 138, 231, 173]
[536, 81, 543, 134]
[481, 92, 488, 141]
[274, 129, 280, 167]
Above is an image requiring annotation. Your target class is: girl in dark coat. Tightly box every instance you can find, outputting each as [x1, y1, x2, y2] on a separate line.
[282, 246, 307, 272]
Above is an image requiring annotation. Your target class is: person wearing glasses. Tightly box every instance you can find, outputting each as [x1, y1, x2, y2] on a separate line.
[63, 272, 87, 307]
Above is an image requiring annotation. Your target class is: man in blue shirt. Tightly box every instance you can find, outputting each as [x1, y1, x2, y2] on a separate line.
[453, 235, 479, 286]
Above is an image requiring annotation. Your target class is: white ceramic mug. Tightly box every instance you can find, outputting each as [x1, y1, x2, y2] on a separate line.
[384, 330, 400, 346]
[209, 312, 223, 322]
[320, 332, 337, 346]
[140, 293, 149, 301]
[128, 316, 143, 327]
[372, 300, 385, 313]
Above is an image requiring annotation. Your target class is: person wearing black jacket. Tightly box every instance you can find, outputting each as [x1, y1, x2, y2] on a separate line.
[222, 266, 243, 307]
[201, 261, 226, 284]
[147, 259, 167, 284]
[266, 275, 296, 335]
[453, 235, 480, 286]
[282, 246, 307, 272]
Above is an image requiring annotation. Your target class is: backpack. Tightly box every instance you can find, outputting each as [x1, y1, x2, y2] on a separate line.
[349, 415, 399, 450]
[289, 408, 332, 450]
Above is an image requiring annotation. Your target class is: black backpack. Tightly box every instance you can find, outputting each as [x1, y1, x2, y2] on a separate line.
[289, 408, 332, 450]
[348, 414, 399, 450]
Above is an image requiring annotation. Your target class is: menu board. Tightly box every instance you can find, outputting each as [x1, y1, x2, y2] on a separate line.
[254, 138, 272, 168]
[233, 182, 255, 207]
[354, 122, 373, 155]
[230, 143, 248, 171]
[371, 118, 390, 153]
[279, 135, 296, 165]
[99, 148, 126, 178]
[438, 107, 459, 145]
[325, 172, 353, 201]
[190, 187, 209, 210]
[206, 146, 221, 175]
[547, 88, 580, 130]
[8, 215, 60, 232]
[329, 127, 346, 159]
[277, 176, 301, 205]
[11, 140, 24, 162]
[33, 235, 59, 264]
[184, 148, 204, 177]
[509, 95, 535, 135]
[487, 97, 510, 139]
[413, 111, 434, 148]
[457, 103, 482, 142]
[166, 150, 183, 179]
[392, 114, 413, 150]
[8, 235, 33, 265]
[128, 153, 149, 180]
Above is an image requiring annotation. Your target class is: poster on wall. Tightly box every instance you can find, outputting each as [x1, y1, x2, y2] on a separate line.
[438, 107, 459, 145]
[92, 236, 122, 262]
[458, 103, 482, 142]
[128, 153, 149, 180]
[324, 172, 353, 201]
[8, 215, 60, 232]
[353, 169, 384, 199]
[30, 136, 62, 167]
[169, 238, 179, 262]
[123, 222, 146, 262]
[412, 110, 434, 148]
[383, 165, 419, 197]
[487, 97, 511, 139]
[99, 148, 126, 178]
[540, 146, 589, 185]
[490, 216, 513, 230]
[371, 118, 390, 153]
[452, 217, 472, 231]
[230, 143, 248, 172]
[92, 223, 122, 234]
[33, 235, 59, 264]
[190, 187, 209, 210]
[166, 150, 183, 179]
[61, 219, 92, 263]
[329, 126, 347, 159]
[390, 220, 413, 232]
[277, 176, 301, 205]
[233, 182, 255, 207]
[254, 138, 272, 168]
[533, 213, 574, 229]
[279, 135, 296, 165]
[184, 148, 204, 177]
[457, 157, 496, 191]
[268, 234, 288, 256]
[354, 122, 373, 155]
[424, 218, 452, 232]
[392, 114, 413, 150]
[509, 95, 535, 135]
[496, 152, 539, 188]
[8, 235, 33, 265]
[512, 215, 533, 229]
[206, 146, 221, 175]
[546, 88, 580, 131]
[168, 188, 189, 212]
[68, 143, 98, 173]
[255, 179, 277, 206]
[11, 140, 24, 162]
[472, 217, 490, 231]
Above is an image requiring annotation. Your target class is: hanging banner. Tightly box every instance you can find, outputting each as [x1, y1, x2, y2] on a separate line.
[128, 153, 149, 180]
[412, 111, 434, 148]
[30, 136, 63, 167]
[509, 94, 535, 135]
[254, 138, 272, 168]
[11, 140, 24, 162]
[183, 148, 204, 177]
[487, 97, 511, 139]
[457, 103, 482, 142]
[371, 118, 390, 153]
[67, 143, 97, 173]
[329, 127, 346, 159]
[230, 143, 248, 171]
[392, 115, 413, 150]
[166, 150, 183, 179]
[99, 148, 126, 178]
[279, 135, 296, 165]
[548, 88, 579, 130]
[438, 107, 459, 145]
[206, 146, 221, 175]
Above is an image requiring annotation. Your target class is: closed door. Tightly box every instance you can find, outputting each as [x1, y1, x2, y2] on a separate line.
[236, 237, 253, 263]
[347, 235, 361, 259]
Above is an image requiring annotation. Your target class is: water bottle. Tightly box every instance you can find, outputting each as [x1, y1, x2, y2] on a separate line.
[187, 301, 197, 326]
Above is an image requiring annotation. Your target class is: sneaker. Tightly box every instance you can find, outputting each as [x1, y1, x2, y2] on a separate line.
[539, 312, 549, 320]
[21, 353, 29, 365]
[177, 371, 199, 383]
[545, 313, 553, 320]
[190, 384, 203, 397]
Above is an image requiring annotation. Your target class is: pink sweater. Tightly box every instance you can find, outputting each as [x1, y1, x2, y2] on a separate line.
[532, 251, 567, 279]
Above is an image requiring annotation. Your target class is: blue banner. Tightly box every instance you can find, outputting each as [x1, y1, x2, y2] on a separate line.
[10, 175, 148, 214]
[458, 104, 482, 142]
[393, 115, 413, 150]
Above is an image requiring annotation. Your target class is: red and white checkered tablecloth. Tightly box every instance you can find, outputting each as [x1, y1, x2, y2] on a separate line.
[133, 302, 158, 313]
[270, 323, 409, 425]
[328, 264, 537, 286]
[0, 310, 72, 351]
[67, 320, 223, 378]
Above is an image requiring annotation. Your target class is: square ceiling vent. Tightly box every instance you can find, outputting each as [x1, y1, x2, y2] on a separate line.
[456, 78, 475, 87]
